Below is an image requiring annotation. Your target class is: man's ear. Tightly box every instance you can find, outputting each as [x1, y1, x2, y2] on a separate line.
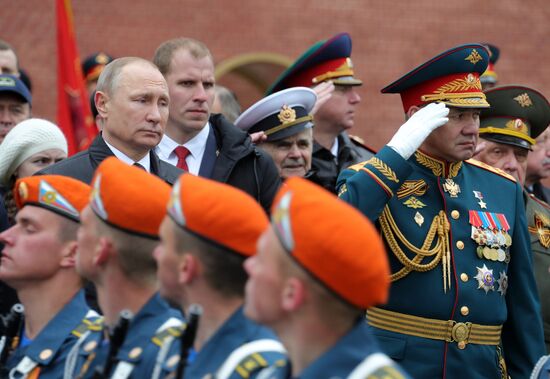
[95, 91, 109, 118]
[406, 105, 421, 119]
[94, 237, 113, 266]
[179, 253, 199, 285]
[281, 277, 307, 312]
[59, 240, 78, 268]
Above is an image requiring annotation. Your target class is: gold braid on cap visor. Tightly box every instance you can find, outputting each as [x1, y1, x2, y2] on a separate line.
[264, 115, 313, 137]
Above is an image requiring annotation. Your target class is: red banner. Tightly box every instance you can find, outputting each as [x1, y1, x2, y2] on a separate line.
[56, 0, 97, 155]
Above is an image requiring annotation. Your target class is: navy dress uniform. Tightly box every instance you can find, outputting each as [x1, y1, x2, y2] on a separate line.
[479, 84, 550, 352]
[337, 44, 545, 378]
[267, 32, 374, 193]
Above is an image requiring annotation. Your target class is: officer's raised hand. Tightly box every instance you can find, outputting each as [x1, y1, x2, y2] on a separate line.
[387, 102, 449, 159]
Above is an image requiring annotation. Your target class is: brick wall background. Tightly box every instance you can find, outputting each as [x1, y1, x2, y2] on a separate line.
[1, 0, 548, 151]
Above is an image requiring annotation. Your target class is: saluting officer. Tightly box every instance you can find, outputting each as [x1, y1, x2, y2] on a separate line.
[235, 87, 317, 180]
[474, 84, 550, 352]
[0, 175, 97, 378]
[337, 44, 545, 378]
[266, 32, 374, 193]
[69, 157, 183, 379]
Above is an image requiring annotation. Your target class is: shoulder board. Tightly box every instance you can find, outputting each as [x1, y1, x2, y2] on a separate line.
[346, 160, 369, 172]
[465, 159, 516, 182]
[216, 339, 286, 379]
[151, 317, 185, 346]
[529, 192, 550, 211]
[349, 134, 377, 154]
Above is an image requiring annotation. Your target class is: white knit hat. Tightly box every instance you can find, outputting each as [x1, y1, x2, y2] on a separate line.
[0, 118, 68, 186]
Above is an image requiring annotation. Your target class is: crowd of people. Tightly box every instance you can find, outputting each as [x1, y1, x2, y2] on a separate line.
[0, 33, 549, 379]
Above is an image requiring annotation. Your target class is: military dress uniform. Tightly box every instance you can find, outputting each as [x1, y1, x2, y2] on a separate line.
[3, 290, 100, 379]
[526, 193, 550, 352]
[157, 306, 286, 379]
[337, 44, 545, 379]
[478, 84, 550, 353]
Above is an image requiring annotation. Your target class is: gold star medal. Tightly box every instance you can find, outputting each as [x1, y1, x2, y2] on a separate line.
[473, 191, 487, 209]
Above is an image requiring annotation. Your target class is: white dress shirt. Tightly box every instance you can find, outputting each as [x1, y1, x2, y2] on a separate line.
[104, 139, 151, 172]
[155, 123, 210, 175]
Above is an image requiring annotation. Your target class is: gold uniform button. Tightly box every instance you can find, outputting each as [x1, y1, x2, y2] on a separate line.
[460, 273, 468, 282]
[39, 349, 53, 360]
[84, 341, 98, 352]
[456, 241, 464, 250]
[458, 341, 466, 350]
[451, 210, 460, 219]
[460, 306, 469, 316]
[128, 347, 142, 359]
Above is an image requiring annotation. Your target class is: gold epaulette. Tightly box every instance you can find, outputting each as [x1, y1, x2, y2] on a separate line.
[529, 193, 550, 210]
[349, 134, 365, 144]
[465, 159, 516, 182]
[346, 160, 369, 172]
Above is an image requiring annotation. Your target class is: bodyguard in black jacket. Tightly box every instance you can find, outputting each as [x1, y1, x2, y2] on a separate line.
[153, 38, 280, 213]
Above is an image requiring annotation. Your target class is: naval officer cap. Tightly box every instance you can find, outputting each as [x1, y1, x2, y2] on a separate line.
[480, 85, 550, 150]
[235, 87, 316, 142]
[381, 43, 491, 112]
[266, 32, 362, 95]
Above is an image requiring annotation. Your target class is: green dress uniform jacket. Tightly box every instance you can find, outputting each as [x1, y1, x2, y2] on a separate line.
[337, 146, 545, 379]
[525, 191, 550, 352]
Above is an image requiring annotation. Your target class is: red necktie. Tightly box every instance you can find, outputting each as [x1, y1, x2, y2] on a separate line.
[174, 146, 190, 171]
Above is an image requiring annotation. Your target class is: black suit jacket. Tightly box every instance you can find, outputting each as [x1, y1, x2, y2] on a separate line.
[38, 134, 183, 185]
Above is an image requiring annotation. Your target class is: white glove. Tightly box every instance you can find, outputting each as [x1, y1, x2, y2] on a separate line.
[387, 102, 450, 159]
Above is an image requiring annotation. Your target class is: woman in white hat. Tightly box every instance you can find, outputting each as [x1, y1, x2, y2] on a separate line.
[0, 118, 68, 224]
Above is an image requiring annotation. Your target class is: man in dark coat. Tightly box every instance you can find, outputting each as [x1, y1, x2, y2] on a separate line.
[38, 57, 182, 186]
[153, 38, 280, 213]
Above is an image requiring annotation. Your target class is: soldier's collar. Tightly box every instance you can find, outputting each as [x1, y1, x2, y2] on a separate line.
[414, 150, 463, 178]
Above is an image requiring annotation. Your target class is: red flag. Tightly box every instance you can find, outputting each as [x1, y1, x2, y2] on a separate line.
[56, 0, 97, 155]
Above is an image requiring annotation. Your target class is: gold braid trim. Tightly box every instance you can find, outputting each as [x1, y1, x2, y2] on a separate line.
[414, 151, 462, 178]
[380, 206, 451, 291]
[415, 152, 443, 176]
[367, 157, 399, 183]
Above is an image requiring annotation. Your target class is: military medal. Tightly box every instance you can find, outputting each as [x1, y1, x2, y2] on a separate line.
[469, 210, 512, 263]
[443, 178, 461, 197]
[497, 271, 508, 296]
[414, 211, 424, 227]
[473, 191, 487, 209]
[528, 212, 550, 248]
[474, 264, 495, 293]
